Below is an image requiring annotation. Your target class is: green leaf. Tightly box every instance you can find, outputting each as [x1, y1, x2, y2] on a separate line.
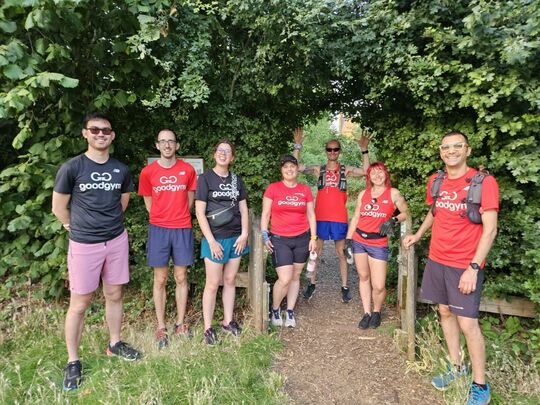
[7, 215, 32, 232]
[0, 21, 17, 33]
[24, 12, 34, 30]
[3, 64, 24, 80]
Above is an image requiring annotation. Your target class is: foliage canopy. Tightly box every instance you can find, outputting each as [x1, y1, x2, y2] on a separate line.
[0, 0, 538, 308]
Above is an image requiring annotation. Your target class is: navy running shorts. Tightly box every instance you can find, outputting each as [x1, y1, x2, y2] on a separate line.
[147, 225, 194, 267]
[420, 259, 484, 319]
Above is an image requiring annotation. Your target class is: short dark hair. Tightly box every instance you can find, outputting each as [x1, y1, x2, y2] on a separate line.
[213, 139, 236, 157]
[83, 112, 111, 129]
[441, 130, 469, 144]
[156, 129, 177, 141]
[325, 139, 341, 149]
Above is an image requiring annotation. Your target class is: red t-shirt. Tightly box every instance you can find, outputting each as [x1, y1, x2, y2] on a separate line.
[314, 165, 348, 223]
[352, 187, 395, 247]
[138, 159, 197, 228]
[263, 181, 314, 237]
[426, 168, 499, 268]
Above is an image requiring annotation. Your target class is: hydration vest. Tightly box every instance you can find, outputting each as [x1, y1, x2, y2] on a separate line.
[317, 164, 347, 192]
[430, 168, 490, 224]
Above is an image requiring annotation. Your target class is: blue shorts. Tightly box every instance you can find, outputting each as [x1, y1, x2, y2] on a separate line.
[352, 240, 389, 262]
[200, 236, 250, 264]
[316, 221, 348, 241]
[147, 225, 194, 267]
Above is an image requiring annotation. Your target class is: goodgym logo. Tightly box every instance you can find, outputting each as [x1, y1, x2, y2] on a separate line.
[90, 172, 112, 181]
[159, 176, 177, 184]
[80, 172, 120, 192]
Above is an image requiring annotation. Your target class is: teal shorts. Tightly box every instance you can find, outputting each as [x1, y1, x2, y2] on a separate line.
[200, 236, 250, 264]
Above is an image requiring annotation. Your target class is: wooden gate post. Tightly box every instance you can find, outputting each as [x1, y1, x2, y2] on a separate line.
[398, 216, 417, 361]
[248, 211, 266, 332]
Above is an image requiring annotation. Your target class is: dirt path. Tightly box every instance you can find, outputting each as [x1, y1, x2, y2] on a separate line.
[273, 241, 444, 405]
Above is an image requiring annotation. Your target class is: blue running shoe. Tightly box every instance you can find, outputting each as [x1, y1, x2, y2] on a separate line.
[466, 383, 491, 405]
[431, 364, 469, 390]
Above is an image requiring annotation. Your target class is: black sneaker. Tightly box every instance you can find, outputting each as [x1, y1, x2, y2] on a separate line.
[369, 312, 381, 328]
[358, 313, 371, 329]
[106, 341, 142, 361]
[341, 286, 352, 303]
[303, 283, 316, 300]
[204, 327, 218, 345]
[63, 360, 82, 391]
[222, 321, 242, 336]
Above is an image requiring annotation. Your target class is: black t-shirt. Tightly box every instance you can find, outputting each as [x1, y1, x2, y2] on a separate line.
[54, 154, 134, 243]
[195, 170, 247, 239]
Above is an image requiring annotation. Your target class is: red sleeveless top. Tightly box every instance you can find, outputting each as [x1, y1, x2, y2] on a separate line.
[352, 187, 395, 247]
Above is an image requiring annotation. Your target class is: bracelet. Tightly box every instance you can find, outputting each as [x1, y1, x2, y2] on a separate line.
[294, 143, 303, 150]
[310, 235, 318, 240]
[361, 150, 369, 155]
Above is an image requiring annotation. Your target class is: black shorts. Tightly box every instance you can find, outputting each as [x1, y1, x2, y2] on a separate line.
[271, 231, 310, 268]
[420, 259, 484, 318]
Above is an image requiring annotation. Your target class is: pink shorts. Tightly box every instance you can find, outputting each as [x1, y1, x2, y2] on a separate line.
[67, 230, 130, 295]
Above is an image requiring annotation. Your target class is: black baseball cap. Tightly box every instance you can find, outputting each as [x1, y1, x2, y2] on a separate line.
[280, 154, 298, 166]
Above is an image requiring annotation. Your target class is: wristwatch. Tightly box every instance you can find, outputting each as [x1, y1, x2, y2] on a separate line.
[294, 143, 303, 150]
[470, 262, 481, 271]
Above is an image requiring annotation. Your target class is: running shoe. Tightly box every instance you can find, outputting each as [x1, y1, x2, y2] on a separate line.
[466, 383, 491, 405]
[155, 327, 169, 349]
[358, 313, 371, 329]
[63, 360, 82, 391]
[369, 312, 381, 328]
[341, 286, 352, 303]
[303, 283, 316, 300]
[174, 323, 193, 339]
[106, 341, 142, 361]
[271, 308, 283, 327]
[431, 364, 469, 391]
[204, 327, 218, 345]
[284, 310, 296, 328]
[222, 320, 242, 336]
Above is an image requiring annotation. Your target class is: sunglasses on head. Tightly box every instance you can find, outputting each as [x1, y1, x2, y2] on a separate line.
[86, 127, 113, 135]
[326, 147, 341, 152]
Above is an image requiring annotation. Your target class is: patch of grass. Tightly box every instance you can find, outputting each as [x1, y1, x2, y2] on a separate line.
[0, 298, 286, 404]
[407, 311, 540, 405]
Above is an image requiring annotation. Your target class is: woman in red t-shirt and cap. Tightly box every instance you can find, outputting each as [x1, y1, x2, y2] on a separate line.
[345, 162, 409, 329]
[261, 154, 317, 328]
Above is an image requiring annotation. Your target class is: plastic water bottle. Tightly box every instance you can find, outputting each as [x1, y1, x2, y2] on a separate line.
[306, 251, 317, 273]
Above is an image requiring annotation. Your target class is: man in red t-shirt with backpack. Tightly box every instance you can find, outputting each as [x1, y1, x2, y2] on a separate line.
[292, 128, 370, 303]
[404, 131, 498, 405]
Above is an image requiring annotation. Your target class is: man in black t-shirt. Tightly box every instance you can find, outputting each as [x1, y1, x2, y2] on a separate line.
[52, 113, 142, 391]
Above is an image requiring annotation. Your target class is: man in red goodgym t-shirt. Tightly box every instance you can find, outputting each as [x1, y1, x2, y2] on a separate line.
[138, 129, 197, 348]
[404, 131, 498, 405]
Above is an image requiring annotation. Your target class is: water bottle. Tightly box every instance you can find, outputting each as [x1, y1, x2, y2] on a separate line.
[344, 239, 354, 265]
[306, 251, 317, 273]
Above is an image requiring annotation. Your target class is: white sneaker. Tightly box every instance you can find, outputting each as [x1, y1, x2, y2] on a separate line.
[271, 308, 282, 327]
[285, 310, 296, 328]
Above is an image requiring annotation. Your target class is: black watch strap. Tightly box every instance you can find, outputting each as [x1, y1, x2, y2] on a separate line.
[470, 262, 481, 271]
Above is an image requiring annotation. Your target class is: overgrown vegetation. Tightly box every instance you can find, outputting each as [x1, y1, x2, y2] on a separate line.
[409, 310, 540, 404]
[0, 0, 538, 321]
[0, 295, 285, 404]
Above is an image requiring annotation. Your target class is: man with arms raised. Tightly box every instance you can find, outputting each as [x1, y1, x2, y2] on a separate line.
[404, 131, 498, 405]
[53, 113, 142, 391]
[293, 128, 370, 302]
[138, 129, 196, 348]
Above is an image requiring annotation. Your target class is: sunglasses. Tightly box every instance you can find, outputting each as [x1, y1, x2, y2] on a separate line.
[326, 147, 341, 152]
[439, 142, 468, 151]
[86, 127, 113, 135]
